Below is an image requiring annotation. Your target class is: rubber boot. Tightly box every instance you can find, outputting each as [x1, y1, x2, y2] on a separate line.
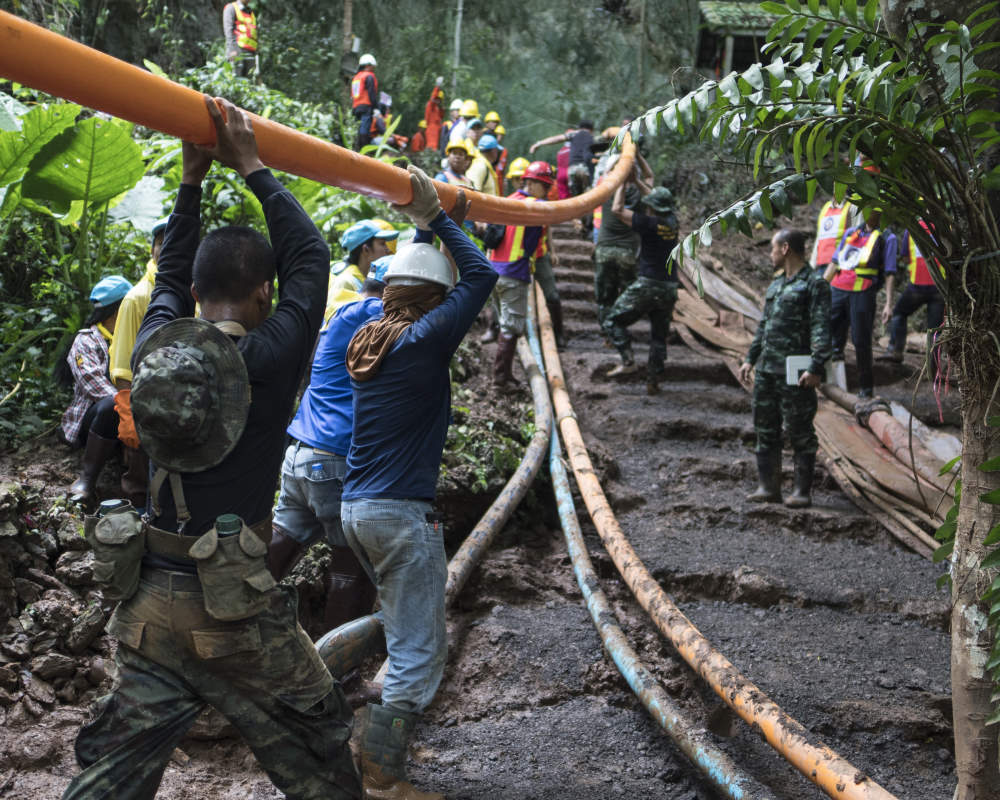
[324, 545, 378, 632]
[120, 446, 149, 510]
[68, 432, 118, 506]
[360, 704, 443, 800]
[266, 525, 306, 581]
[479, 306, 499, 343]
[492, 333, 520, 389]
[784, 452, 815, 508]
[607, 348, 637, 378]
[746, 450, 782, 503]
[548, 299, 567, 350]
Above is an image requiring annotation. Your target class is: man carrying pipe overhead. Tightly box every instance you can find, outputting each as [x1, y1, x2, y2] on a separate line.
[62, 97, 360, 800]
[339, 165, 497, 800]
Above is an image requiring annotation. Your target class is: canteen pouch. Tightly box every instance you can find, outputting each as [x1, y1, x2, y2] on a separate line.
[188, 521, 277, 621]
[85, 509, 146, 601]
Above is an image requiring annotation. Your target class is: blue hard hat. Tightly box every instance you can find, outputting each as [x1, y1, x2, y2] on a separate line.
[478, 133, 500, 151]
[340, 220, 399, 253]
[90, 275, 133, 307]
[151, 217, 169, 240]
[368, 255, 393, 283]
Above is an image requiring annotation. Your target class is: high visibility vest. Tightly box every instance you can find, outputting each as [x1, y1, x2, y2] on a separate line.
[490, 192, 541, 263]
[835, 228, 881, 291]
[230, 4, 257, 52]
[815, 201, 850, 266]
[351, 70, 377, 109]
[905, 228, 941, 286]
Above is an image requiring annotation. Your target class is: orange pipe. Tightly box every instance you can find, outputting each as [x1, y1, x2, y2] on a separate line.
[534, 283, 898, 800]
[0, 11, 633, 223]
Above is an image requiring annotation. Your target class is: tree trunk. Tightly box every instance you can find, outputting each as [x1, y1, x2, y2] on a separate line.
[340, 0, 354, 108]
[952, 393, 1000, 800]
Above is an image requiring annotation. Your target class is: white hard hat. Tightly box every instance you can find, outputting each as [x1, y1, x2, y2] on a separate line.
[359, 53, 377, 67]
[383, 243, 454, 289]
[449, 98, 464, 112]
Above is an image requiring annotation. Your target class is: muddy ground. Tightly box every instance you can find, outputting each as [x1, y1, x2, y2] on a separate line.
[0, 217, 959, 799]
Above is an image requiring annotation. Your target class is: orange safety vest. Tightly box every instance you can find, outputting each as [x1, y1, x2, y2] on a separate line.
[833, 228, 881, 292]
[814, 201, 850, 266]
[230, 3, 257, 52]
[905, 225, 943, 286]
[351, 69, 377, 109]
[490, 192, 542, 263]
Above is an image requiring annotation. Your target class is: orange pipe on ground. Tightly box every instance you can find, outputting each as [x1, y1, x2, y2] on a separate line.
[0, 11, 633, 223]
[534, 283, 898, 800]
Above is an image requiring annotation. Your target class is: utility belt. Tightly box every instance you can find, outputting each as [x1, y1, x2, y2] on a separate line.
[86, 500, 276, 623]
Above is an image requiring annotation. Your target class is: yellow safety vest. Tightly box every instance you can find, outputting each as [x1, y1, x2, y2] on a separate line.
[232, 4, 257, 52]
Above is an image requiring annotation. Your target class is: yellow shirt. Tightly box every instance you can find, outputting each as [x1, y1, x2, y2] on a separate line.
[108, 259, 157, 384]
[324, 263, 366, 323]
[466, 154, 498, 196]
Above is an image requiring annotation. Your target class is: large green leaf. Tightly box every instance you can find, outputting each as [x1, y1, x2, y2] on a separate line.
[21, 117, 144, 210]
[0, 94, 28, 132]
[0, 103, 79, 189]
[108, 175, 168, 231]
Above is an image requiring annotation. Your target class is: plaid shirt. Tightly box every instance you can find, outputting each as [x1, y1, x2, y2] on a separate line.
[61, 325, 115, 444]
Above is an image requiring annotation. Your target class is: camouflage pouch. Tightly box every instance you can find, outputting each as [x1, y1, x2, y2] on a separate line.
[85, 508, 146, 601]
[188, 521, 277, 621]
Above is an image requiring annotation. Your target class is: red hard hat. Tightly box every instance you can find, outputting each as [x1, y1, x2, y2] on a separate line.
[523, 160, 555, 185]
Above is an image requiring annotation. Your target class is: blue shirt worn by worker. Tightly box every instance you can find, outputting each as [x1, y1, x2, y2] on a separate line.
[343, 211, 498, 502]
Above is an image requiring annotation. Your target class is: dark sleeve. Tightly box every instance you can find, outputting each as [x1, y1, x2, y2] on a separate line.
[808, 277, 833, 375]
[365, 75, 376, 103]
[133, 184, 202, 367]
[417, 210, 498, 353]
[746, 286, 772, 366]
[882, 231, 898, 274]
[413, 227, 434, 245]
[239, 169, 330, 378]
[630, 211, 656, 236]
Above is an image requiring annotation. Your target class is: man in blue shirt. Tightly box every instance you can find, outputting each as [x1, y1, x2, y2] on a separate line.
[338, 166, 496, 800]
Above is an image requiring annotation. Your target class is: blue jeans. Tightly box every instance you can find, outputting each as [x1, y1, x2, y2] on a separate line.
[340, 498, 447, 714]
[273, 443, 348, 547]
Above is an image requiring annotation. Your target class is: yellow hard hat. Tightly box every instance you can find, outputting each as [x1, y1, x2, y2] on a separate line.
[507, 157, 530, 179]
[484, 110, 501, 123]
[495, 124, 506, 136]
[460, 99, 480, 118]
[446, 139, 476, 158]
[372, 218, 398, 253]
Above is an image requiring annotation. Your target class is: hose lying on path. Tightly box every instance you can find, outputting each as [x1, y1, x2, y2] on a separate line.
[316, 336, 553, 678]
[0, 11, 633, 225]
[533, 282, 899, 800]
[524, 297, 776, 800]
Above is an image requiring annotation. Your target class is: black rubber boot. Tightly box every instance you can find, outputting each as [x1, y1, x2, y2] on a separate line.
[492, 333, 520, 389]
[360, 704, 443, 800]
[266, 525, 306, 581]
[548, 299, 567, 350]
[324, 545, 377, 632]
[68, 432, 119, 507]
[784, 452, 816, 508]
[746, 449, 782, 503]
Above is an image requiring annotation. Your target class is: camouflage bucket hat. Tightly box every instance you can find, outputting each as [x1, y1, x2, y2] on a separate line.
[131, 318, 250, 473]
[643, 186, 673, 213]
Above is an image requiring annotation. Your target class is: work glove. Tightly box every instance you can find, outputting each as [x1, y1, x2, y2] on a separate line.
[114, 389, 140, 450]
[393, 165, 442, 229]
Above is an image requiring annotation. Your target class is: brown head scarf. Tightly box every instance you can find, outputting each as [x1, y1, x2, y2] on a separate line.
[346, 284, 446, 381]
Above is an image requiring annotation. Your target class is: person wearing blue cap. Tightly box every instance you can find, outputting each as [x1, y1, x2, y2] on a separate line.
[58, 274, 133, 505]
[325, 219, 399, 319]
[466, 133, 501, 196]
[107, 218, 170, 507]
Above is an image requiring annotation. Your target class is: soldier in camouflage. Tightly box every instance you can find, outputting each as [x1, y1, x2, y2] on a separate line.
[738, 229, 832, 508]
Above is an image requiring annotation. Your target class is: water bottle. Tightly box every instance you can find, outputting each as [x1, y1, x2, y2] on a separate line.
[215, 513, 243, 537]
[97, 499, 131, 518]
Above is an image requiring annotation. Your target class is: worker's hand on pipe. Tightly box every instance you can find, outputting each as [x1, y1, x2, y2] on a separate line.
[392, 165, 442, 228]
[737, 362, 753, 384]
[447, 189, 469, 227]
[181, 141, 213, 187]
[197, 95, 266, 178]
[798, 371, 821, 389]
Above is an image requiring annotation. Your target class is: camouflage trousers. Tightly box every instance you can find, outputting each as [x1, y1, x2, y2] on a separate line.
[594, 245, 637, 327]
[752, 370, 819, 455]
[64, 571, 360, 800]
[602, 277, 678, 376]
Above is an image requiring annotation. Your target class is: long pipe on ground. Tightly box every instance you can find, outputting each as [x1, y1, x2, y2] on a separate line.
[317, 331, 554, 676]
[524, 302, 776, 800]
[533, 282, 898, 800]
[0, 11, 634, 224]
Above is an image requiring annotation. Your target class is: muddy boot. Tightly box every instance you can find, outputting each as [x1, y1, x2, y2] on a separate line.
[492, 333, 520, 390]
[548, 299, 567, 350]
[68, 432, 118, 506]
[324, 545, 377, 631]
[266, 525, 306, 581]
[120, 446, 149, 510]
[746, 450, 782, 503]
[479, 306, 499, 343]
[784, 452, 815, 508]
[360, 704, 443, 800]
[607, 348, 637, 378]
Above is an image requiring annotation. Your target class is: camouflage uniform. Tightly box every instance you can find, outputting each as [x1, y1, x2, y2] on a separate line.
[65, 578, 359, 799]
[745, 264, 832, 455]
[602, 277, 678, 378]
[594, 245, 637, 327]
